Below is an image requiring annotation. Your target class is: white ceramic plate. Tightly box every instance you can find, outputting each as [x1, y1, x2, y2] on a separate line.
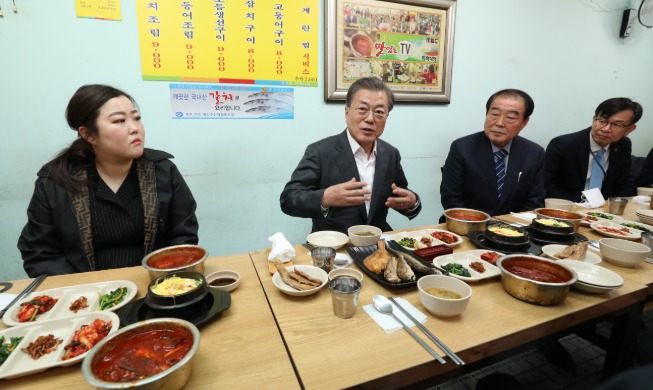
[0, 311, 119, 380]
[590, 221, 641, 240]
[434, 250, 502, 282]
[391, 229, 462, 250]
[2, 280, 137, 327]
[272, 265, 328, 297]
[579, 211, 624, 226]
[618, 220, 653, 235]
[541, 244, 601, 264]
[306, 231, 349, 250]
[557, 260, 624, 294]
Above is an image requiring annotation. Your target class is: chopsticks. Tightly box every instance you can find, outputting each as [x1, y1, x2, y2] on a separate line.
[0, 274, 47, 319]
[388, 297, 465, 366]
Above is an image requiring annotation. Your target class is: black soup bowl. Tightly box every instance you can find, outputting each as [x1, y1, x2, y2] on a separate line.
[145, 271, 210, 315]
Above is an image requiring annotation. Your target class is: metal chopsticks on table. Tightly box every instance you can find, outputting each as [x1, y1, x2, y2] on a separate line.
[389, 297, 465, 366]
[0, 274, 47, 319]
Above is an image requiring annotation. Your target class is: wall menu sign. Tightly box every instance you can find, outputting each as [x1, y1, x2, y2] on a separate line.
[136, 1, 318, 86]
[76, 0, 122, 20]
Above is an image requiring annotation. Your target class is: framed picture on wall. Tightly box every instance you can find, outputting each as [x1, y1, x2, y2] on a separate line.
[325, 0, 457, 103]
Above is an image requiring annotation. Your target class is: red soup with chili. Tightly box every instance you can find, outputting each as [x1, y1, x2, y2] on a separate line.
[504, 264, 567, 283]
[147, 250, 204, 269]
[92, 327, 193, 382]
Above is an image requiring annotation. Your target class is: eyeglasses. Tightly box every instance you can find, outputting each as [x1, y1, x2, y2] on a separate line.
[348, 106, 387, 119]
[594, 117, 630, 131]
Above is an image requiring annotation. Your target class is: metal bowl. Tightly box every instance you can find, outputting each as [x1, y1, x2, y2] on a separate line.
[444, 208, 490, 236]
[82, 318, 200, 389]
[534, 208, 583, 232]
[497, 255, 577, 306]
[142, 244, 208, 282]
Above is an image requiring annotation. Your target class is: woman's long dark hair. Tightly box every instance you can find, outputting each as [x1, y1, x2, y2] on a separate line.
[49, 84, 137, 193]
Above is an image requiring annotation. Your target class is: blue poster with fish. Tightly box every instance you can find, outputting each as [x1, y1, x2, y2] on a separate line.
[170, 84, 294, 119]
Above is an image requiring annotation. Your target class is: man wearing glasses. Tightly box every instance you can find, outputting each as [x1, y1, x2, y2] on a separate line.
[280, 77, 421, 233]
[545, 97, 642, 201]
[440, 89, 545, 217]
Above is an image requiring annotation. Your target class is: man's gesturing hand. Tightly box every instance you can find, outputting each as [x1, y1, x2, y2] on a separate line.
[321, 178, 371, 208]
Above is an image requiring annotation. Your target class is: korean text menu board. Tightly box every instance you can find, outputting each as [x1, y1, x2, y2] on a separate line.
[136, 1, 318, 86]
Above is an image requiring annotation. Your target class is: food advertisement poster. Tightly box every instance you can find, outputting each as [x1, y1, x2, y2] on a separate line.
[75, 0, 122, 21]
[325, 0, 457, 103]
[170, 84, 294, 120]
[136, 1, 318, 87]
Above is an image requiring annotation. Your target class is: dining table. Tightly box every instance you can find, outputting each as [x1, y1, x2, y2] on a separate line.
[2, 197, 653, 389]
[0, 253, 300, 389]
[249, 199, 651, 389]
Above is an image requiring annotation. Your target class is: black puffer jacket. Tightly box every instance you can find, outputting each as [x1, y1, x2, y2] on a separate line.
[18, 149, 199, 277]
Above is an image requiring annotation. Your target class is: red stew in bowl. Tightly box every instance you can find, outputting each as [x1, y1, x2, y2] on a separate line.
[92, 327, 193, 382]
[503, 264, 567, 283]
[147, 251, 203, 269]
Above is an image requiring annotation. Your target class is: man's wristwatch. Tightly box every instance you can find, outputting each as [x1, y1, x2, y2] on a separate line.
[407, 198, 420, 212]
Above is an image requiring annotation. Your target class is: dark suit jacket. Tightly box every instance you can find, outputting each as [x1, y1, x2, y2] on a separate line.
[440, 131, 545, 216]
[280, 130, 421, 233]
[545, 127, 635, 202]
[637, 147, 653, 187]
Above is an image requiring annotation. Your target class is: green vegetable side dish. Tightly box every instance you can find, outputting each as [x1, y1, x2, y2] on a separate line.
[587, 212, 613, 220]
[98, 287, 128, 311]
[398, 237, 417, 248]
[0, 336, 24, 366]
[442, 263, 471, 277]
[621, 222, 652, 232]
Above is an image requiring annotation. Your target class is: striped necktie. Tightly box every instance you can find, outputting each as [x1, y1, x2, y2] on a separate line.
[589, 148, 606, 190]
[495, 149, 508, 198]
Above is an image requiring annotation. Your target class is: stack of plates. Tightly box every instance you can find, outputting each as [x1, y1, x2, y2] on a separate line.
[557, 260, 624, 294]
[636, 209, 653, 225]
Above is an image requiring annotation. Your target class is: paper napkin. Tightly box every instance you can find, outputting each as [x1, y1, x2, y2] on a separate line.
[363, 297, 427, 333]
[267, 232, 295, 263]
[510, 212, 537, 221]
[634, 196, 651, 205]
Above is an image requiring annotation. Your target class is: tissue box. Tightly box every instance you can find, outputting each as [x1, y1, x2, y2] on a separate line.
[413, 245, 453, 262]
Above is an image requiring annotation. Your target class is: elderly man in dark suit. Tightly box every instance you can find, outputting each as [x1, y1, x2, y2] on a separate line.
[280, 77, 421, 233]
[545, 98, 642, 202]
[440, 89, 545, 217]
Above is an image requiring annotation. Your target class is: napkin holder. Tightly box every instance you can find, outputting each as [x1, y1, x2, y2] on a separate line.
[580, 188, 606, 208]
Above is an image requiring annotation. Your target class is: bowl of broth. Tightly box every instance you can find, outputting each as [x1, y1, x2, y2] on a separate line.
[417, 275, 472, 317]
[348, 225, 382, 246]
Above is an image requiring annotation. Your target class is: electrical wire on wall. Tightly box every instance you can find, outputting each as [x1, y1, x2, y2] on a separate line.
[13, 0, 17, 13]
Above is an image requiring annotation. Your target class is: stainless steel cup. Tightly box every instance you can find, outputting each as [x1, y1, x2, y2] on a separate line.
[608, 197, 628, 215]
[310, 247, 336, 273]
[329, 276, 361, 319]
[642, 232, 653, 259]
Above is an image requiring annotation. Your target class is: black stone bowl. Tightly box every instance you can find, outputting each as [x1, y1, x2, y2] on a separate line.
[145, 271, 210, 314]
[531, 218, 575, 235]
[485, 224, 530, 246]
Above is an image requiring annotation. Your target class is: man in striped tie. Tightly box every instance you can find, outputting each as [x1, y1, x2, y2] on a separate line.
[440, 89, 546, 217]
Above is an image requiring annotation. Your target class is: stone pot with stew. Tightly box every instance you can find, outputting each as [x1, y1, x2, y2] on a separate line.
[497, 255, 577, 306]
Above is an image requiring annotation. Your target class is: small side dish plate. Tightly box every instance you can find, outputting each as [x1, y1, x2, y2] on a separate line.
[0, 311, 119, 380]
[579, 211, 624, 226]
[541, 244, 602, 264]
[391, 228, 462, 250]
[433, 250, 502, 282]
[3, 280, 137, 327]
[272, 265, 328, 297]
[590, 221, 641, 240]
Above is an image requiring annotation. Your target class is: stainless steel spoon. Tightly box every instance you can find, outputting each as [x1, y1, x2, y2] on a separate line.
[372, 295, 445, 364]
[589, 239, 600, 250]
